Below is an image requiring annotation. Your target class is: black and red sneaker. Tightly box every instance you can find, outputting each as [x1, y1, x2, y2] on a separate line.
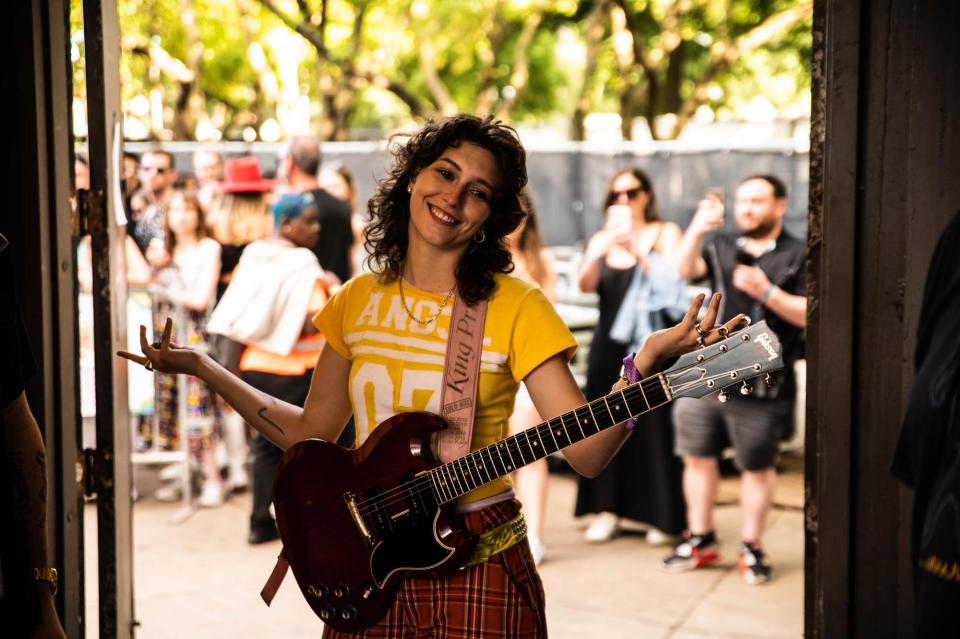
[662, 531, 720, 572]
[738, 541, 773, 585]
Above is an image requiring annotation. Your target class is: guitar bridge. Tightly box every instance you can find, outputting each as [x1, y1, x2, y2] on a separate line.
[344, 492, 376, 547]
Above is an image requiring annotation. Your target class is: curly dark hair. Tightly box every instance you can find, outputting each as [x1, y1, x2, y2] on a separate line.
[364, 114, 528, 304]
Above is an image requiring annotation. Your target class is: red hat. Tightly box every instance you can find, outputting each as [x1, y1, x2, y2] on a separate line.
[221, 156, 276, 193]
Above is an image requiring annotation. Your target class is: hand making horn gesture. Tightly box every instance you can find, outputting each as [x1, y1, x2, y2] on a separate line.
[632, 292, 750, 374]
[118, 317, 199, 377]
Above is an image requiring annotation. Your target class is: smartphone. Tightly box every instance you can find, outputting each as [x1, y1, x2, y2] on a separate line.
[605, 204, 633, 236]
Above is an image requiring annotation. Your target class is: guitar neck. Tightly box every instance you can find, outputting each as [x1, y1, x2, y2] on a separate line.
[428, 373, 672, 504]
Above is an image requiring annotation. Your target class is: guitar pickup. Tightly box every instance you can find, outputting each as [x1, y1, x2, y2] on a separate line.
[362, 486, 394, 537]
[343, 491, 376, 548]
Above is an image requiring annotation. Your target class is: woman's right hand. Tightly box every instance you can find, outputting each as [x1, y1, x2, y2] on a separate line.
[117, 317, 202, 377]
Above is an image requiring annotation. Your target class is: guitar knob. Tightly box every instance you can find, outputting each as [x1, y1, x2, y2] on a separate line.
[718, 389, 730, 403]
[320, 608, 335, 621]
[333, 584, 350, 598]
[341, 606, 357, 620]
[765, 373, 776, 387]
[740, 382, 753, 396]
[307, 583, 329, 599]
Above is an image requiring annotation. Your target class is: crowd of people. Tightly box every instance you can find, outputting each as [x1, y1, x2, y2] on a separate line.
[79, 137, 360, 540]
[96, 113, 802, 638]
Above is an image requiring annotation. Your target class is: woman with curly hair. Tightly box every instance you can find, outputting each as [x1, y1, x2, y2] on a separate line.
[120, 114, 740, 637]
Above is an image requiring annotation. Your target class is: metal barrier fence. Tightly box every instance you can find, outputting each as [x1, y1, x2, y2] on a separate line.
[126, 141, 809, 247]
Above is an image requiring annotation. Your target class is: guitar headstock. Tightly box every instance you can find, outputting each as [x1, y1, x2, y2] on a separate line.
[662, 320, 784, 400]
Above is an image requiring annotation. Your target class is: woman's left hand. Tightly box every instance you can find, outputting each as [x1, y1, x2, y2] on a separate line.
[632, 292, 748, 376]
[117, 317, 202, 377]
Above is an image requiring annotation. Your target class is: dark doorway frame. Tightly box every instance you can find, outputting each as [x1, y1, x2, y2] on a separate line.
[10, 1, 84, 637]
[806, 0, 960, 636]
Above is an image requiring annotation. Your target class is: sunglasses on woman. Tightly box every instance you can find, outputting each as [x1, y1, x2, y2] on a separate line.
[607, 186, 643, 203]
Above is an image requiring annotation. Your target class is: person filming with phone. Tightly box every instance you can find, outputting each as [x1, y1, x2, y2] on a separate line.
[667, 175, 806, 584]
[575, 168, 688, 546]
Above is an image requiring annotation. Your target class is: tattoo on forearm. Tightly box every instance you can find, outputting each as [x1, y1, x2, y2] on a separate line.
[257, 407, 285, 435]
[35, 451, 47, 529]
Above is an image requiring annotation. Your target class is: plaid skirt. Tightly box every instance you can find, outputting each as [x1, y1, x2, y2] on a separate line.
[322, 500, 547, 639]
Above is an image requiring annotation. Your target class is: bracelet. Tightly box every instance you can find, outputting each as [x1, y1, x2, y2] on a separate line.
[620, 354, 641, 431]
[760, 284, 777, 303]
[34, 567, 58, 595]
[620, 353, 641, 383]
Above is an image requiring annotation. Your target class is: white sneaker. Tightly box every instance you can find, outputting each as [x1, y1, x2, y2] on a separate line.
[528, 534, 546, 566]
[198, 480, 225, 508]
[227, 466, 249, 492]
[154, 481, 182, 502]
[645, 528, 676, 546]
[584, 512, 620, 543]
[215, 441, 229, 471]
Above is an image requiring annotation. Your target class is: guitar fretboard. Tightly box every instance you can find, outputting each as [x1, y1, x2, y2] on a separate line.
[427, 374, 671, 504]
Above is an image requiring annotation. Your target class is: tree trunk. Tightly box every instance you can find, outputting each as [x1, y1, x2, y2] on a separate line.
[494, 11, 543, 120]
[619, 84, 641, 140]
[642, 69, 660, 139]
[571, 0, 610, 141]
[171, 0, 205, 139]
[663, 42, 685, 114]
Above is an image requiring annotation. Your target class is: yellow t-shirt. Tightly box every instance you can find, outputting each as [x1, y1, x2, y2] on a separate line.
[314, 272, 577, 503]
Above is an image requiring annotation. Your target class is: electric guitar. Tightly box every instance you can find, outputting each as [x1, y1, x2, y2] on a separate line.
[272, 320, 784, 631]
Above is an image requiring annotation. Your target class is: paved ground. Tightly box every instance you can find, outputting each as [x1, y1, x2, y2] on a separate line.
[85, 455, 803, 638]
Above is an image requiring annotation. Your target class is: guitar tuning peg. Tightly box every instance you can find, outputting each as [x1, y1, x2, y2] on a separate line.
[764, 373, 776, 387]
[718, 389, 730, 403]
[740, 381, 753, 396]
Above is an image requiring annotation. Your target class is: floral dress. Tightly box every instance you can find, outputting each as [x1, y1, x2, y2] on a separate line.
[150, 246, 220, 456]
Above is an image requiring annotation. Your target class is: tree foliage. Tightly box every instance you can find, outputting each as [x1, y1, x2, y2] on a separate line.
[72, 0, 811, 141]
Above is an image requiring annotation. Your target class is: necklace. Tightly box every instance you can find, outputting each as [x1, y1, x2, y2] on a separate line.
[398, 277, 457, 327]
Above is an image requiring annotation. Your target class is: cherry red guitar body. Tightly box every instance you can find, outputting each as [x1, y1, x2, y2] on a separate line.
[272, 411, 476, 633]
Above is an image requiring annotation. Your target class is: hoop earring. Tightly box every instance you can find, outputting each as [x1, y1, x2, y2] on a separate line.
[473, 230, 486, 243]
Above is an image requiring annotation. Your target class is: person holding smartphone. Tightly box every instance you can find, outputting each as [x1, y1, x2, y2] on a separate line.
[575, 168, 688, 545]
[669, 175, 807, 585]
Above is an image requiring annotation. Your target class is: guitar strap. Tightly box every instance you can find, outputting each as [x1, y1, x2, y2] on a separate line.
[261, 293, 487, 606]
[437, 295, 488, 463]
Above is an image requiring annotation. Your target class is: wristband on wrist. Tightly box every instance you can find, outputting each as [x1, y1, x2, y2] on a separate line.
[620, 353, 641, 383]
[620, 354, 641, 431]
[760, 284, 777, 303]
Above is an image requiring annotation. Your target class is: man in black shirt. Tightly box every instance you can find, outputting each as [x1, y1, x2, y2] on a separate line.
[0, 235, 66, 637]
[664, 175, 806, 585]
[128, 147, 178, 261]
[277, 135, 354, 284]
